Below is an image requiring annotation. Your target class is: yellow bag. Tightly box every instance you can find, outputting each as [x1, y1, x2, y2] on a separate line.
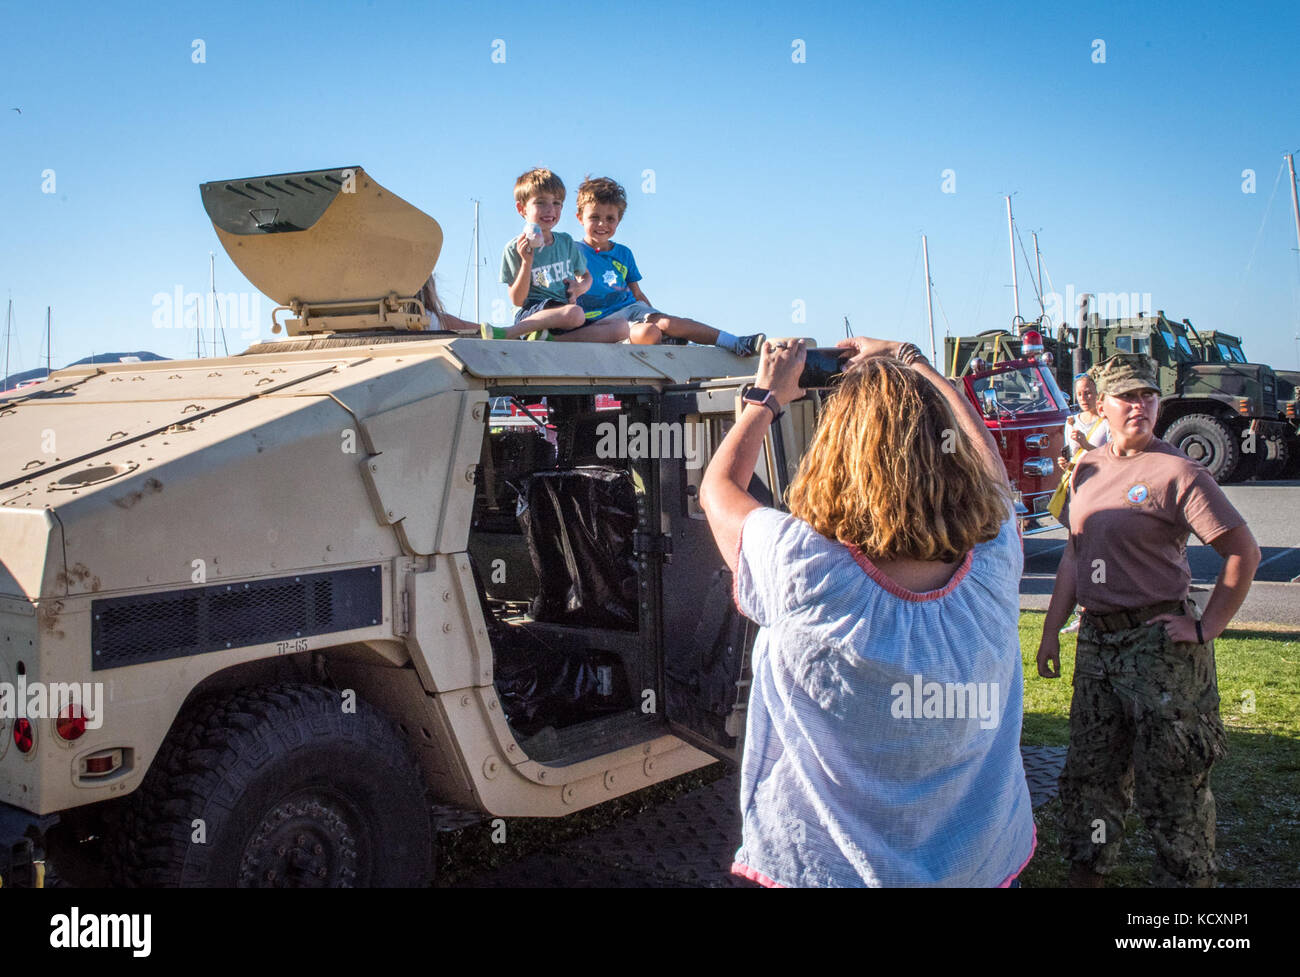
[1047, 466, 1071, 519]
[1048, 416, 1103, 520]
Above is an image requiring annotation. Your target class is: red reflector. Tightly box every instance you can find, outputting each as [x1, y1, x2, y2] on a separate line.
[14, 718, 34, 753]
[85, 755, 115, 774]
[56, 704, 87, 741]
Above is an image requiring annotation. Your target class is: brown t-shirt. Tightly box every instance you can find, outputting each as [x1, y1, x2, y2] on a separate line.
[1060, 439, 1245, 613]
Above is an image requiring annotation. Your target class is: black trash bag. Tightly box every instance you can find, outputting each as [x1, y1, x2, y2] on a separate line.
[517, 469, 638, 630]
[493, 626, 634, 736]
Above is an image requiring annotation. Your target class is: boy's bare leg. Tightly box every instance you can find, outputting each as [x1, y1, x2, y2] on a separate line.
[550, 317, 630, 343]
[628, 320, 663, 345]
[504, 304, 586, 339]
[649, 314, 718, 344]
[649, 314, 764, 355]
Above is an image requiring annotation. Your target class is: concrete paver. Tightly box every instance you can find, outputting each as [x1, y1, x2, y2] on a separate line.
[453, 747, 1067, 887]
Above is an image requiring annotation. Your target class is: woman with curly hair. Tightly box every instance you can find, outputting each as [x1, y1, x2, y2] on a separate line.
[699, 336, 1035, 887]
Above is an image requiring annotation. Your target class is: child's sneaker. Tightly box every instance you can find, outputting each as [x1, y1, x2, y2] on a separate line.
[733, 333, 766, 357]
[480, 323, 507, 340]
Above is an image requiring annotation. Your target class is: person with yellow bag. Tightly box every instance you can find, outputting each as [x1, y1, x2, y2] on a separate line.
[1049, 373, 1110, 519]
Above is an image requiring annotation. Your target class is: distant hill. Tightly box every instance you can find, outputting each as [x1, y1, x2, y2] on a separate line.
[2, 351, 170, 390]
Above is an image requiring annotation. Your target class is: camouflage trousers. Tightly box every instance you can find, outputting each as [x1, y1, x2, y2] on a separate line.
[1058, 603, 1229, 887]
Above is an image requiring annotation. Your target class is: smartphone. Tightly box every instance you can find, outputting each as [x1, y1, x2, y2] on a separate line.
[798, 347, 852, 388]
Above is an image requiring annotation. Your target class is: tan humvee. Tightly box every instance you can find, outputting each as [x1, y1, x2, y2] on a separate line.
[0, 167, 815, 887]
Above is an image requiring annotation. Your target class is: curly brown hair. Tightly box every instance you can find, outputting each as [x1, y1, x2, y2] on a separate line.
[786, 358, 1010, 562]
[575, 176, 627, 219]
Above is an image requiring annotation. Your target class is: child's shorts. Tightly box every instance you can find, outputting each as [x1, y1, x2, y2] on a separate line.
[591, 300, 661, 324]
[514, 298, 566, 325]
[590, 301, 686, 345]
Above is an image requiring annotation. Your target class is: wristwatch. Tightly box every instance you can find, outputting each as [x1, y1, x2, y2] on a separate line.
[742, 387, 783, 420]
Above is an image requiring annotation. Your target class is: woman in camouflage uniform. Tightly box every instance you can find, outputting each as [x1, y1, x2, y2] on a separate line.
[1036, 354, 1260, 887]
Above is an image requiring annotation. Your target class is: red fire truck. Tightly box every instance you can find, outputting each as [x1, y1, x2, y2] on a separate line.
[951, 330, 1069, 534]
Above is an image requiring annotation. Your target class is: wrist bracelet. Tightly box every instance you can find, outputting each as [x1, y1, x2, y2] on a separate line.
[1196, 620, 1205, 644]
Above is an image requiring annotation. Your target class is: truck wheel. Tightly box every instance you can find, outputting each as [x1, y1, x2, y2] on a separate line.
[1258, 433, 1289, 479]
[111, 683, 432, 888]
[1163, 414, 1240, 483]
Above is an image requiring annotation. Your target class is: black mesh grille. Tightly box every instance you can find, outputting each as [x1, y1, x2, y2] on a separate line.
[91, 566, 383, 670]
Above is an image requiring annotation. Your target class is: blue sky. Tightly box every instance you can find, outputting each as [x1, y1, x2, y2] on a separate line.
[3, 0, 1299, 373]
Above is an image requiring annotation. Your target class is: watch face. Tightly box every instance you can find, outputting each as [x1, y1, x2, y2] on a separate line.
[744, 387, 770, 404]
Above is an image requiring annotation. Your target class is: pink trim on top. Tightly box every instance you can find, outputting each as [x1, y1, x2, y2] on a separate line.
[999, 822, 1038, 887]
[733, 826, 1034, 888]
[731, 862, 785, 888]
[842, 545, 974, 602]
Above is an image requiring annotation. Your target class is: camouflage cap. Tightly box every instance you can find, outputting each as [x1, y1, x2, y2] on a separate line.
[1093, 353, 1160, 397]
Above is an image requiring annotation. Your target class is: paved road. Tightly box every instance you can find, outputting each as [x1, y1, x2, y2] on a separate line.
[1021, 481, 1300, 629]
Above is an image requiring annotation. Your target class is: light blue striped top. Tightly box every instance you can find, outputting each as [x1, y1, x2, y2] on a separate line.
[732, 506, 1035, 887]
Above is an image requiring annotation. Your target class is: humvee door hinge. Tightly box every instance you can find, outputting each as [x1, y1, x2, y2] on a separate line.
[633, 531, 673, 558]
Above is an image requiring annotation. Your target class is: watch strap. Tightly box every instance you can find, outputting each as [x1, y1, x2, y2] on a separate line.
[742, 387, 782, 420]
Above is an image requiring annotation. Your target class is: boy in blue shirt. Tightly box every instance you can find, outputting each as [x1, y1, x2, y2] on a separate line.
[493, 168, 629, 342]
[574, 176, 764, 355]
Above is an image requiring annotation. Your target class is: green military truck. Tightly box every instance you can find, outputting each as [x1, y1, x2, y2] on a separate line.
[947, 312, 1289, 482]
[1186, 329, 1294, 478]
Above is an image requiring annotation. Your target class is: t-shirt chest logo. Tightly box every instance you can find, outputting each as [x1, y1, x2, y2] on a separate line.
[1126, 482, 1150, 505]
[602, 270, 619, 287]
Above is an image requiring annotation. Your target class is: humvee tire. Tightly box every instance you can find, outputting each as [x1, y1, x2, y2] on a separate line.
[1164, 414, 1240, 483]
[110, 684, 432, 888]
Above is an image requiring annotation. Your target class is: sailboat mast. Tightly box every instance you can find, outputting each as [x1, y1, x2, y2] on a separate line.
[1005, 196, 1020, 329]
[922, 234, 936, 362]
[474, 199, 480, 323]
[46, 306, 51, 374]
[209, 252, 217, 359]
[3, 299, 11, 392]
[1288, 155, 1300, 370]
[1032, 231, 1046, 317]
[1288, 154, 1300, 259]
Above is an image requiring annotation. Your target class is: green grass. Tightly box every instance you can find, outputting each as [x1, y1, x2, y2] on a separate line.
[1017, 611, 1300, 887]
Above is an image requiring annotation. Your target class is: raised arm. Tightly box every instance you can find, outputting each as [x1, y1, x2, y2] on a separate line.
[700, 340, 806, 572]
[507, 235, 535, 308]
